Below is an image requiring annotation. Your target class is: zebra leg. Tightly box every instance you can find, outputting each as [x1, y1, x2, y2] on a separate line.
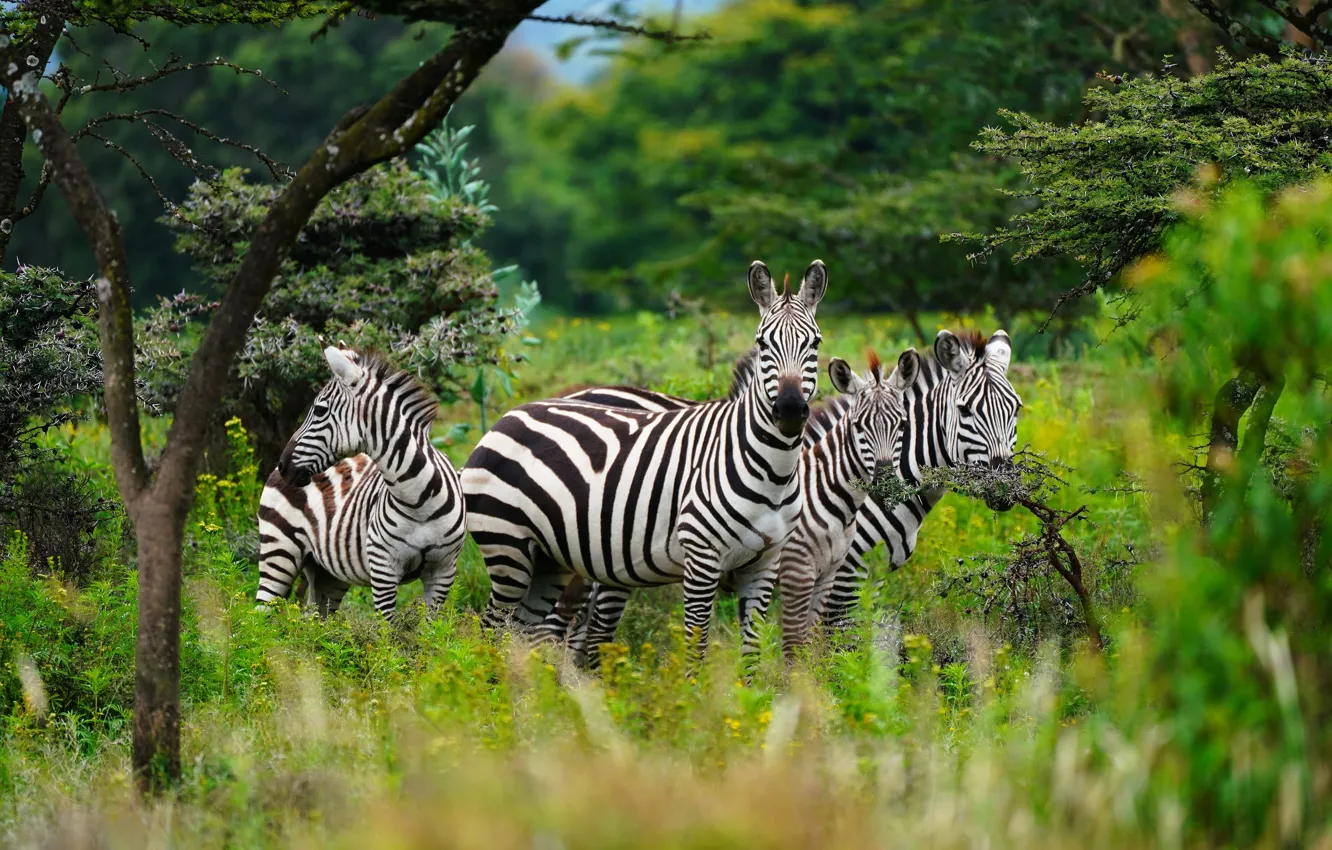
[732, 559, 779, 679]
[477, 535, 542, 629]
[255, 511, 304, 608]
[580, 583, 632, 669]
[777, 544, 818, 663]
[532, 574, 590, 644]
[818, 550, 871, 633]
[681, 553, 724, 666]
[307, 566, 351, 618]
[516, 554, 574, 629]
[420, 540, 465, 616]
[367, 543, 400, 621]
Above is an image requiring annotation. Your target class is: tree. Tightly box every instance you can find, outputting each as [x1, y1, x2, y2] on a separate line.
[137, 148, 527, 472]
[487, 0, 1187, 321]
[952, 2, 1331, 531]
[0, 265, 99, 479]
[0, 0, 703, 793]
[7, 13, 465, 305]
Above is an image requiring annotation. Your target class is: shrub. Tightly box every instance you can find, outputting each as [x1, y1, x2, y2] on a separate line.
[137, 123, 537, 472]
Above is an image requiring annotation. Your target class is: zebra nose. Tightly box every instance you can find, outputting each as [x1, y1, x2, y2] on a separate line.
[989, 456, 1012, 471]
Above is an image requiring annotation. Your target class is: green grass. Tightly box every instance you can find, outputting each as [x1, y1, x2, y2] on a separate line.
[0, 311, 1313, 848]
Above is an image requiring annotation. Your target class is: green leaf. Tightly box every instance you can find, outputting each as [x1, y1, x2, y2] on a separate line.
[469, 369, 487, 405]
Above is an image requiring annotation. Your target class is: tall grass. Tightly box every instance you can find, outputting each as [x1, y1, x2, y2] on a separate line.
[0, 296, 1320, 847]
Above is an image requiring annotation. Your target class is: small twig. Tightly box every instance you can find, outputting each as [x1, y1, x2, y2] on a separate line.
[76, 108, 292, 180]
[15, 162, 52, 223]
[85, 132, 177, 215]
[82, 56, 287, 97]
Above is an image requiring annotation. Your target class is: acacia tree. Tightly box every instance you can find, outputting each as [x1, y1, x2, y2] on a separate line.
[0, 0, 702, 792]
[956, 0, 1331, 533]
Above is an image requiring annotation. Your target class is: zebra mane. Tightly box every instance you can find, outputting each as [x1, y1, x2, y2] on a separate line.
[725, 345, 761, 401]
[352, 351, 438, 426]
[956, 329, 989, 358]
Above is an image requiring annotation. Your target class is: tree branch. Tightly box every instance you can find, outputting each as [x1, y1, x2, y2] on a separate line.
[1254, 0, 1332, 47]
[1, 65, 150, 507]
[1201, 368, 1262, 524]
[1237, 370, 1286, 484]
[149, 10, 537, 513]
[0, 12, 65, 260]
[81, 55, 287, 97]
[1187, 0, 1286, 56]
[526, 13, 709, 43]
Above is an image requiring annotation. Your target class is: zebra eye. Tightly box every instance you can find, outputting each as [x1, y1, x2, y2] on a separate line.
[313, 404, 328, 416]
[755, 338, 768, 351]
[813, 337, 822, 349]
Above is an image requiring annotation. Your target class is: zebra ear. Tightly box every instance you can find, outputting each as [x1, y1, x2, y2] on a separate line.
[797, 259, 828, 314]
[987, 330, 1012, 374]
[934, 330, 970, 376]
[747, 261, 777, 313]
[324, 346, 364, 387]
[828, 358, 863, 395]
[889, 349, 921, 391]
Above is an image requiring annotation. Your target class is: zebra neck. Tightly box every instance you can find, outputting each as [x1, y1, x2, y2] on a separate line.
[738, 375, 804, 483]
[900, 368, 959, 484]
[819, 413, 874, 514]
[365, 421, 441, 501]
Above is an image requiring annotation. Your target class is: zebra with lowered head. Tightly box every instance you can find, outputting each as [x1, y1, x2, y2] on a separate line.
[255, 347, 467, 619]
[461, 259, 827, 664]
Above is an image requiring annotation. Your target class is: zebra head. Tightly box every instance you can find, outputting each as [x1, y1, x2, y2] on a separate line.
[934, 329, 1023, 511]
[748, 259, 827, 438]
[828, 349, 919, 486]
[276, 346, 374, 486]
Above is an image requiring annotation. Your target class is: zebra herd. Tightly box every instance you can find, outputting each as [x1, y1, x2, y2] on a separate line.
[256, 259, 1022, 669]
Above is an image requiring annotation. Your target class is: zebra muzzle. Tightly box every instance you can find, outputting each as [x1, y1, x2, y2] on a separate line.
[772, 379, 809, 438]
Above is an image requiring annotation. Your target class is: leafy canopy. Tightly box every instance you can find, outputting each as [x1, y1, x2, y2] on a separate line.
[955, 52, 1332, 312]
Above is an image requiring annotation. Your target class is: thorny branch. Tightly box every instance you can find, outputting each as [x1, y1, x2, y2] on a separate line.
[871, 450, 1114, 650]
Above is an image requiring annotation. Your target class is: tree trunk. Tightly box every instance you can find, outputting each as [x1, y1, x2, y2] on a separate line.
[130, 498, 186, 792]
[1200, 369, 1261, 525]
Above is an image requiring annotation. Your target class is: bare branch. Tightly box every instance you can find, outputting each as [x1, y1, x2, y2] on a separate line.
[1187, 0, 1286, 56]
[81, 55, 287, 97]
[0, 11, 65, 259]
[85, 131, 177, 215]
[75, 108, 293, 181]
[15, 162, 52, 222]
[1253, 0, 1332, 47]
[527, 13, 709, 43]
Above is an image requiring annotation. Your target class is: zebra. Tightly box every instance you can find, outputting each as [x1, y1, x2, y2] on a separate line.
[805, 329, 1021, 628]
[461, 259, 827, 664]
[776, 349, 916, 659]
[255, 346, 467, 619]
[549, 328, 1021, 648]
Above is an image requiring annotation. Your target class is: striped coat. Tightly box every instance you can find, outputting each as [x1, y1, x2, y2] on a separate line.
[553, 329, 1021, 647]
[462, 260, 827, 664]
[256, 347, 466, 619]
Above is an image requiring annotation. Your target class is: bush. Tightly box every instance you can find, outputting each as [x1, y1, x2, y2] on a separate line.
[137, 123, 537, 472]
[0, 266, 100, 478]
